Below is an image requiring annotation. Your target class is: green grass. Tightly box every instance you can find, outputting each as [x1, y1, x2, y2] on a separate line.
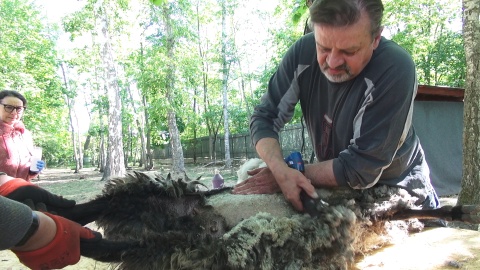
[34, 163, 240, 204]
[37, 179, 105, 203]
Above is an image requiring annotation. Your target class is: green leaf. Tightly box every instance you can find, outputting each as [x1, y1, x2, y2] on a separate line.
[150, 0, 166, 6]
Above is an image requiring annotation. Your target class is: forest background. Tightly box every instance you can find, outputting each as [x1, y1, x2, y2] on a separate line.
[0, 0, 465, 180]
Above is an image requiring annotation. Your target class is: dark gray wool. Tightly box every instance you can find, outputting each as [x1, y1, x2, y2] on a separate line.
[92, 171, 424, 270]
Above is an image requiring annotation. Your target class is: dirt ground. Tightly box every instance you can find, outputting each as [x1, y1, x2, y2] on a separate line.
[1, 166, 479, 270]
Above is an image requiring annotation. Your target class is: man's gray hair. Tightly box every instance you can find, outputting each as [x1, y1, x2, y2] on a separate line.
[309, 0, 384, 38]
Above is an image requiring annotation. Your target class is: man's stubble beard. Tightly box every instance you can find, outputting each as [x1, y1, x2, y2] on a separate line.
[321, 63, 352, 83]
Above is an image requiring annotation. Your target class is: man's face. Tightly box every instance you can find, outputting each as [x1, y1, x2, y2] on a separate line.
[314, 12, 382, 83]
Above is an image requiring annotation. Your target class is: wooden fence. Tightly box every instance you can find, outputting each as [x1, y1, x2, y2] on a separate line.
[153, 123, 314, 163]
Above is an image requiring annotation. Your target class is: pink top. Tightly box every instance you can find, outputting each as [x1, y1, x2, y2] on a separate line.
[0, 121, 37, 181]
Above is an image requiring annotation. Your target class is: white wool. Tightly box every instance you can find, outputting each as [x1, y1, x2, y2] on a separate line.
[236, 158, 267, 183]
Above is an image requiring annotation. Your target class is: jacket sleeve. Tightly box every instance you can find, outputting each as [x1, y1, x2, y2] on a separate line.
[21, 129, 38, 181]
[250, 34, 315, 146]
[0, 196, 33, 250]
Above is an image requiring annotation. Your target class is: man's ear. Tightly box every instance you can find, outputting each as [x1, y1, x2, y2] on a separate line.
[372, 27, 383, 50]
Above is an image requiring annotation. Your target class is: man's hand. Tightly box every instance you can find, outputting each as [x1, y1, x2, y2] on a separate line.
[12, 212, 102, 270]
[0, 178, 76, 212]
[233, 167, 282, 194]
[271, 165, 318, 212]
[233, 165, 318, 212]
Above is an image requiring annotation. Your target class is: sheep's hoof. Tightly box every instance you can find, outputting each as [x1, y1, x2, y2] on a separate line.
[451, 205, 480, 223]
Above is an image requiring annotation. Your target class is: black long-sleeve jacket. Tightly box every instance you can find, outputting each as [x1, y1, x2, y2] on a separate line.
[250, 33, 438, 207]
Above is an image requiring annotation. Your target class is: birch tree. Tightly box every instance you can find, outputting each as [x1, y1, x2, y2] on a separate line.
[164, 7, 185, 174]
[63, 0, 127, 176]
[60, 62, 83, 172]
[146, 2, 187, 174]
[97, 1, 126, 180]
[220, 0, 232, 168]
[458, 0, 480, 204]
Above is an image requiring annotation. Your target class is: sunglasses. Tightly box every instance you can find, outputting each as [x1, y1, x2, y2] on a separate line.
[1, 103, 26, 113]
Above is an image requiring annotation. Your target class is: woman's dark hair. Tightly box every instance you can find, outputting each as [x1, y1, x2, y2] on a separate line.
[0, 90, 27, 107]
[309, 0, 384, 38]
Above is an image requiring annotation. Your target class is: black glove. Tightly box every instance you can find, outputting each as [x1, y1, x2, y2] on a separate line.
[0, 178, 76, 212]
[1, 178, 108, 225]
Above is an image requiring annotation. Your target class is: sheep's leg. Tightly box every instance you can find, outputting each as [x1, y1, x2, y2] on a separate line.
[52, 197, 110, 225]
[391, 205, 480, 223]
[80, 239, 141, 262]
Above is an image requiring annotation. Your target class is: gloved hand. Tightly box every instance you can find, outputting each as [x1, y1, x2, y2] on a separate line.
[34, 160, 46, 173]
[13, 212, 102, 270]
[0, 178, 76, 212]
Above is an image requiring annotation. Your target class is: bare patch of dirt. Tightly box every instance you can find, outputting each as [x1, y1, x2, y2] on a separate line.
[355, 227, 480, 270]
[1, 166, 479, 269]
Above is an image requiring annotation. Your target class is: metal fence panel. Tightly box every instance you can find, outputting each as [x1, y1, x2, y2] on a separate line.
[153, 123, 314, 161]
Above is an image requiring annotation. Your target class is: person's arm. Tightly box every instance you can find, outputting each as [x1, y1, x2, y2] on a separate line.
[304, 160, 337, 188]
[0, 173, 76, 210]
[0, 195, 34, 250]
[254, 138, 286, 174]
[10, 211, 56, 252]
[11, 126, 38, 181]
[249, 34, 316, 149]
[234, 35, 321, 211]
[1, 195, 101, 269]
[0, 195, 55, 252]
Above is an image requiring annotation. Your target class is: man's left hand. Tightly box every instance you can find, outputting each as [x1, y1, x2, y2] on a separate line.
[233, 165, 319, 212]
[232, 167, 281, 194]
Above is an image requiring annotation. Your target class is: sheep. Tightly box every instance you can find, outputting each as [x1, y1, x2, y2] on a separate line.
[236, 158, 266, 184]
[67, 169, 480, 270]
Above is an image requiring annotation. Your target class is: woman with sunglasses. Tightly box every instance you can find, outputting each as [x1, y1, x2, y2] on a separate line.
[0, 90, 45, 181]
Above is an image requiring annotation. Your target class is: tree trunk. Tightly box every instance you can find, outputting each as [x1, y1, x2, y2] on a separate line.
[143, 95, 153, 170]
[220, 0, 232, 168]
[99, 5, 126, 181]
[168, 111, 185, 173]
[126, 83, 147, 169]
[137, 42, 150, 170]
[192, 88, 198, 164]
[161, 5, 185, 175]
[196, 6, 214, 161]
[99, 133, 105, 172]
[60, 62, 80, 173]
[75, 108, 83, 170]
[458, 0, 480, 205]
[83, 134, 91, 166]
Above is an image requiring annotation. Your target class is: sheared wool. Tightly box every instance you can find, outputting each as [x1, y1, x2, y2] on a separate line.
[236, 158, 267, 184]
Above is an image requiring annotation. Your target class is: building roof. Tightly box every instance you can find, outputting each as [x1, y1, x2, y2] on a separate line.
[416, 85, 464, 102]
